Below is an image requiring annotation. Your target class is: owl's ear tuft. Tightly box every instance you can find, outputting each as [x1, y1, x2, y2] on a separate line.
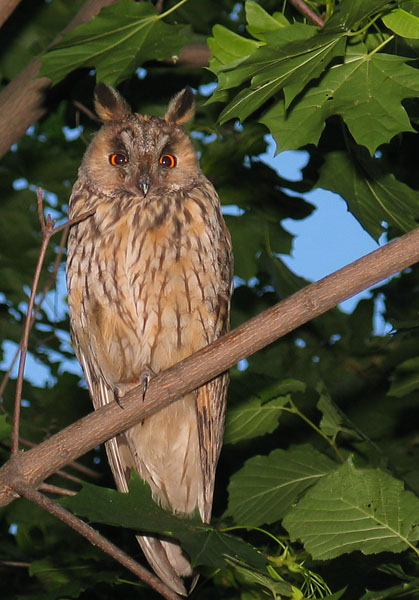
[164, 87, 195, 125]
[94, 83, 132, 122]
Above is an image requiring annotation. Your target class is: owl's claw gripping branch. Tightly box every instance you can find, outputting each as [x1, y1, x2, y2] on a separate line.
[140, 368, 154, 402]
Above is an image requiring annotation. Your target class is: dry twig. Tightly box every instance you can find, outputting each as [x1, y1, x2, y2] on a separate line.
[0, 229, 67, 401]
[11, 190, 95, 454]
[39, 482, 78, 497]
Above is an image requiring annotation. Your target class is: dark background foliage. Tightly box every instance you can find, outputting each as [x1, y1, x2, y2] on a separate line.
[1, 1, 419, 598]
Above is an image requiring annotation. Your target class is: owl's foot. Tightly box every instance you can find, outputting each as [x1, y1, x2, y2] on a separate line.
[113, 367, 155, 408]
[139, 367, 154, 402]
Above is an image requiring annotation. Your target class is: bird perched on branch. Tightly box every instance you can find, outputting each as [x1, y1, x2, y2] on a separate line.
[66, 83, 233, 595]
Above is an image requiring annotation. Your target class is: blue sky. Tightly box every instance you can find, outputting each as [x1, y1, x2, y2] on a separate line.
[260, 140, 384, 316]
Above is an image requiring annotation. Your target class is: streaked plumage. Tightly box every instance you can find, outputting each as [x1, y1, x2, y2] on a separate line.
[66, 84, 233, 595]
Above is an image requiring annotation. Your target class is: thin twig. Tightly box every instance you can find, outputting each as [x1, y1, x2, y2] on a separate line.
[53, 469, 82, 485]
[11, 191, 95, 455]
[0, 229, 67, 402]
[39, 482, 78, 496]
[53, 208, 96, 235]
[12, 482, 181, 600]
[0, 560, 31, 568]
[290, 0, 324, 27]
[73, 99, 101, 123]
[0, 346, 19, 405]
[12, 190, 54, 454]
[35, 227, 67, 312]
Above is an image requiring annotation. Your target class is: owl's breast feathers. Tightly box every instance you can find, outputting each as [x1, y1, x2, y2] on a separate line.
[67, 176, 232, 388]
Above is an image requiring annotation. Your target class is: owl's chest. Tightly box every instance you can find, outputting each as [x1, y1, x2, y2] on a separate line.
[86, 201, 217, 310]
[68, 198, 220, 376]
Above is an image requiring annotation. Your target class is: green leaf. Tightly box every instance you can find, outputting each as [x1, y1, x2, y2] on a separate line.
[224, 379, 305, 444]
[0, 414, 12, 441]
[317, 389, 359, 441]
[225, 212, 293, 281]
[60, 474, 267, 570]
[217, 27, 346, 123]
[315, 150, 419, 239]
[388, 357, 419, 397]
[317, 393, 345, 438]
[225, 445, 337, 526]
[39, 0, 189, 86]
[224, 557, 294, 598]
[283, 459, 419, 560]
[245, 0, 288, 41]
[208, 24, 260, 65]
[382, 8, 419, 39]
[261, 50, 419, 155]
[324, 0, 394, 30]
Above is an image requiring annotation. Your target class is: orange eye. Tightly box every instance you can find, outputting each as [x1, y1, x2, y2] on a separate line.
[109, 153, 128, 166]
[159, 154, 177, 168]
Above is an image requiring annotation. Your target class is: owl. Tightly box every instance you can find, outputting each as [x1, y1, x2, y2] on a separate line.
[66, 83, 233, 595]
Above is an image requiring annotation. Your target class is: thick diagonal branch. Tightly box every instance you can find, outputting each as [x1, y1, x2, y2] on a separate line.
[1, 227, 419, 507]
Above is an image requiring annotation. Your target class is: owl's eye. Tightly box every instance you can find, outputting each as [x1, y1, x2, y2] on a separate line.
[109, 153, 128, 166]
[159, 154, 177, 168]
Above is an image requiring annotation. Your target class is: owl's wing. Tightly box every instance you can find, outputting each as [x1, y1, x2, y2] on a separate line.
[196, 220, 233, 523]
[78, 349, 131, 493]
[196, 376, 229, 522]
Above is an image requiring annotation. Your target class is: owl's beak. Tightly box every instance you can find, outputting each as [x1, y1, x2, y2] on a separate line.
[137, 177, 150, 197]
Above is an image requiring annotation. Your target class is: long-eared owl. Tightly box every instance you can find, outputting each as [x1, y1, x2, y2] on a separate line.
[66, 84, 233, 595]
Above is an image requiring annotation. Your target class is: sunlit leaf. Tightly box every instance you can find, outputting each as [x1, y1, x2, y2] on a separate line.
[39, 0, 188, 85]
[283, 459, 419, 559]
[261, 50, 419, 155]
[225, 445, 337, 525]
[382, 8, 419, 39]
[245, 0, 288, 41]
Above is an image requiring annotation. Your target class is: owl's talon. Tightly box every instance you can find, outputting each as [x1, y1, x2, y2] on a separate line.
[140, 368, 154, 402]
[113, 386, 125, 409]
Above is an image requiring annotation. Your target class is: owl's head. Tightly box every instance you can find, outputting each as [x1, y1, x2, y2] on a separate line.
[80, 83, 200, 198]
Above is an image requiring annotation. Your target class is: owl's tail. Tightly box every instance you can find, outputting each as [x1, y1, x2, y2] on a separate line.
[137, 534, 195, 596]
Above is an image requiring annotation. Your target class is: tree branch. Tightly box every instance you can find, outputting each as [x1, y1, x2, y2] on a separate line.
[12, 482, 181, 600]
[0, 0, 118, 159]
[0, 0, 23, 29]
[290, 0, 324, 27]
[1, 226, 418, 506]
